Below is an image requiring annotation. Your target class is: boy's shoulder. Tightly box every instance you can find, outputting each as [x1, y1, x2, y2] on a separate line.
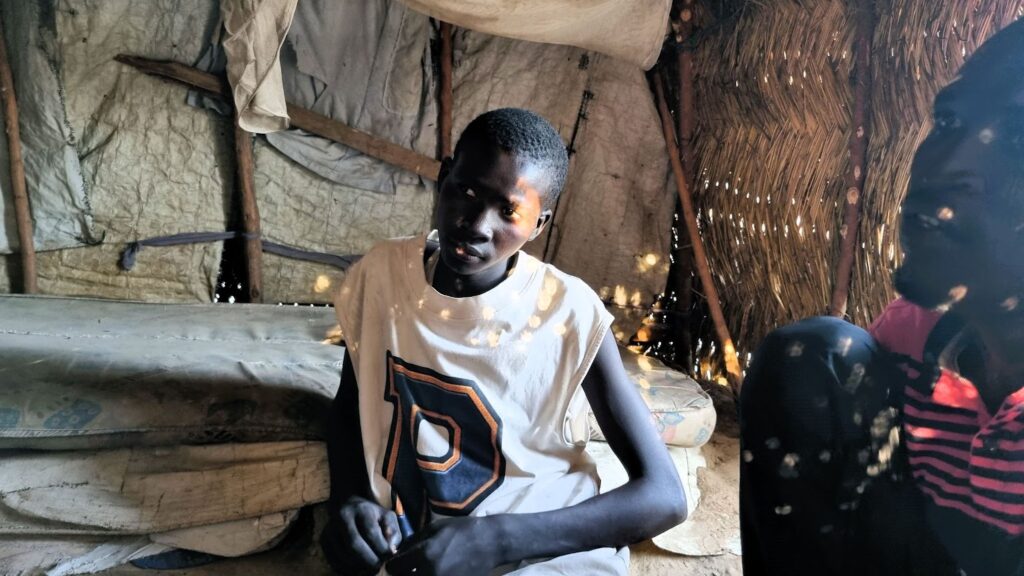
[361, 234, 421, 263]
[519, 253, 606, 310]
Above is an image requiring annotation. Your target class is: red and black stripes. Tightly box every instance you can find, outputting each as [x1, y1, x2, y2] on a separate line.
[904, 369, 1024, 536]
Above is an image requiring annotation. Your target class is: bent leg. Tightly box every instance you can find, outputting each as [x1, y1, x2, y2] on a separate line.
[739, 317, 955, 576]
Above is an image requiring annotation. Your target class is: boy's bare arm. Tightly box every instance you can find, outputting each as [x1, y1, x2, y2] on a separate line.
[387, 332, 687, 576]
[322, 351, 402, 575]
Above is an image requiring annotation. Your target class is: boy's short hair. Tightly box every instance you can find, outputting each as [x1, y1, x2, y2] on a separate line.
[959, 17, 1024, 81]
[454, 108, 569, 210]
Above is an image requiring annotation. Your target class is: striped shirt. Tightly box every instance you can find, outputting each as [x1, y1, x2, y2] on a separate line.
[871, 299, 1024, 574]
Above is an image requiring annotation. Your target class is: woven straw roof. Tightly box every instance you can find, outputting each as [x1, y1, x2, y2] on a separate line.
[686, 0, 1023, 374]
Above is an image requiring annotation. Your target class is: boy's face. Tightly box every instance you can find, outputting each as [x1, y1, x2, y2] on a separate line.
[895, 59, 1024, 315]
[434, 140, 553, 279]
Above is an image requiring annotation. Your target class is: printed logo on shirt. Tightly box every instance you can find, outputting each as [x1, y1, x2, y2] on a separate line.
[382, 351, 506, 522]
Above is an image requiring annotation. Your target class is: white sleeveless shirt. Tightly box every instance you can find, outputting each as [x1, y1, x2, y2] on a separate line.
[333, 234, 614, 526]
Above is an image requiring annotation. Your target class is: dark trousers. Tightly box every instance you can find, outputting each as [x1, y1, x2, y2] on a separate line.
[739, 317, 958, 576]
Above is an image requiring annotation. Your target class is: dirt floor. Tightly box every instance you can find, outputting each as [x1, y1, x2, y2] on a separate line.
[98, 387, 742, 576]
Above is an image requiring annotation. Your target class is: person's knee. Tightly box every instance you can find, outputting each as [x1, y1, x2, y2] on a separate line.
[745, 317, 873, 392]
[741, 317, 883, 435]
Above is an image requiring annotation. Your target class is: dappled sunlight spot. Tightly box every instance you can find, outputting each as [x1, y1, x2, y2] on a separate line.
[838, 336, 853, 356]
[487, 331, 501, 348]
[779, 453, 800, 479]
[1002, 296, 1019, 312]
[637, 355, 654, 372]
[937, 206, 955, 221]
[553, 323, 567, 337]
[313, 275, 332, 293]
[528, 315, 541, 329]
[630, 290, 643, 307]
[537, 293, 553, 312]
[948, 285, 968, 303]
[844, 363, 866, 393]
[520, 331, 533, 343]
[613, 285, 628, 307]
[542, 277, 558, 296]
[482, 307, 495, 320]
[978, 128, 995, 144]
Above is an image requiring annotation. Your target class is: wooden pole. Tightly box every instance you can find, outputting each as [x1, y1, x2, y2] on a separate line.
[439, 21, 454, 159]
[234, 116, 263, 303]
[653, 72, 742, 392]
[0, 14, 36, 293]
[672, 0, 697, 369]
[829, 0, 874, 318]
[114, 55, 442, 182]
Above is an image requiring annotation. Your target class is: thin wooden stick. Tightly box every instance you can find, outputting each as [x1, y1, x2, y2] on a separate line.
[234, 116, 263, 303]
[114, 55, 442, 181]
[829, 0, 874, 318]
[0, 14, 36, 293]
[439, 21, 454, 159]
[654, 72, 742, 393]
[673, 0, 697, 368]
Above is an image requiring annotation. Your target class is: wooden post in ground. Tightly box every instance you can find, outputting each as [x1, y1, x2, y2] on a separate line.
[0, 14, 36, 293]
[439, 21, 454, 160]
[829, 0, 875, 318]
[234, 116, 263, 303]
[654, 72, 742, 393]
[671, 0, 697, 369]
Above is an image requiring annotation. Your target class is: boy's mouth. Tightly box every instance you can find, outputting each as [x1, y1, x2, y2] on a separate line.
[450, 242, 485, 262]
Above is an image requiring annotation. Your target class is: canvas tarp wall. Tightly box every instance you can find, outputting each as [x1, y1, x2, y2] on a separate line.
[0, 0, 675, 335]
[0, 0, 229, 300]
[0, 2, 93, 257]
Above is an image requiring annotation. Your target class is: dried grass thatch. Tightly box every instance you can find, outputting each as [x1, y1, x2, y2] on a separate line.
[686, 0, 1023, 373]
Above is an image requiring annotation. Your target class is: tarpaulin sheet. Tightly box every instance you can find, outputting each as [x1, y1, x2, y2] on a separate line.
[0, 1, 93, 255]
[400, 0, 671, 69]
[195, 0, 437, 194]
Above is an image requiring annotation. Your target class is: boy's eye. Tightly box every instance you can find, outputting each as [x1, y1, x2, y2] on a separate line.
[933, 110, 962, 132]
[503, 206, 519, 219]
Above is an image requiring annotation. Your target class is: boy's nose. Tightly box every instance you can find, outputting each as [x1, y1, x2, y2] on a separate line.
[458, 209, 494, 240]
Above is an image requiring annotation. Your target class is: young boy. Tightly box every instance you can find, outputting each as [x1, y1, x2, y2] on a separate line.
[740, 19, 1024, 576]
[322, 108, 686, 576]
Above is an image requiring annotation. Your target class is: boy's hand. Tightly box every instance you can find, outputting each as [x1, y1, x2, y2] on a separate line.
[321, 495, 403, 575]
[385, 516, 500, 576]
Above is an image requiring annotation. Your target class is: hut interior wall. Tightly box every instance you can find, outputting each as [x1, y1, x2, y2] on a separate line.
[0, 0, 676, 322]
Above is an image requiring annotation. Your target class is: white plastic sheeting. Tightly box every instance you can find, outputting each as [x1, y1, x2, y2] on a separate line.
[400, 0, 671, 69]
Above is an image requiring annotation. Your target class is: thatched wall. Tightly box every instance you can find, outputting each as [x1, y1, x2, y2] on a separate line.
[690, 0, 1022, 370]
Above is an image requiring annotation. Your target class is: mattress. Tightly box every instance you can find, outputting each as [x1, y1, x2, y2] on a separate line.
[0, 295, 344, 450]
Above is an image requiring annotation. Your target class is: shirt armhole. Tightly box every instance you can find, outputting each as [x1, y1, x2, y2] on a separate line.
[561, 307, 614, 446]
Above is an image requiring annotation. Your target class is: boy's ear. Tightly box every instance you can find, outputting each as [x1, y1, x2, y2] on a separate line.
[529, 209, 554, 241]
